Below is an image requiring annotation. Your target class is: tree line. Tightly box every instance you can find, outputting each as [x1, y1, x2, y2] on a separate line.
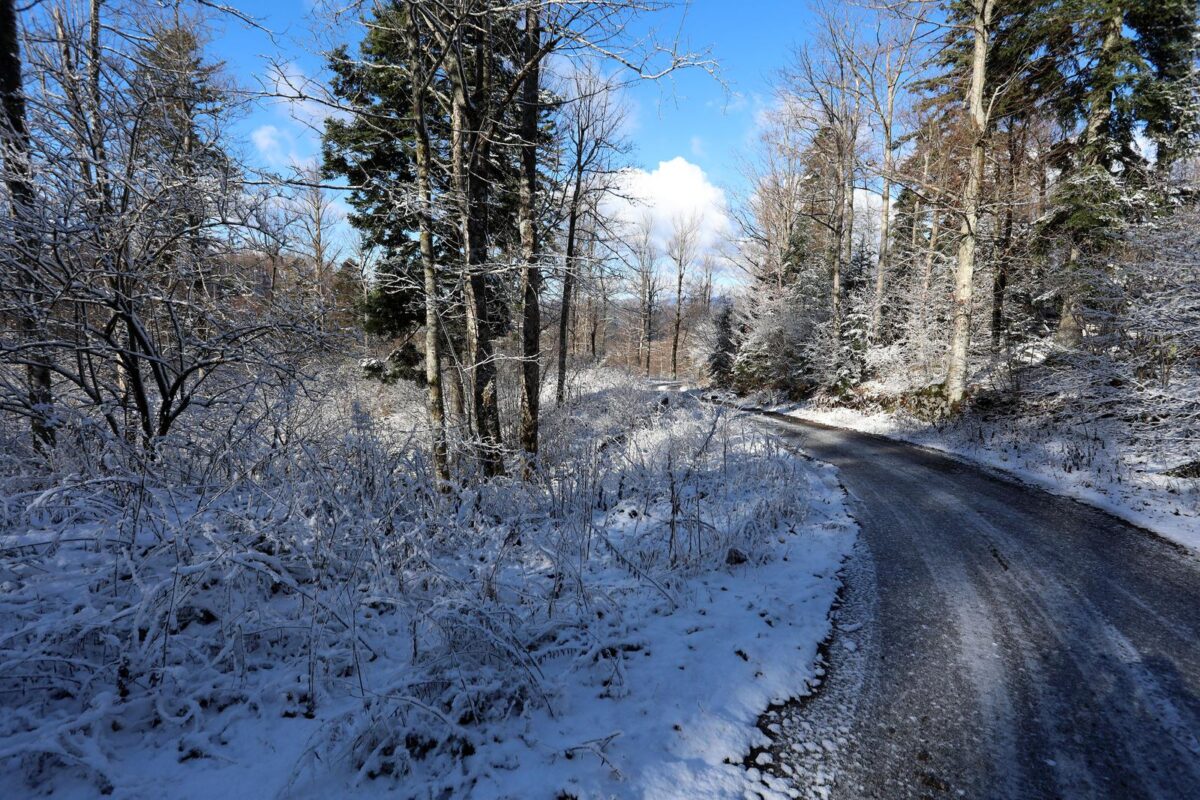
[0, 0, 706, 482]
[3, 0, 1197, 484]
[723, 0, 1198, 421]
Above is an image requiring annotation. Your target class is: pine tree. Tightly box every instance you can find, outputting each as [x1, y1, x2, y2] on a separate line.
[322, 9, 448, 328]
[707, 305, 736, 388]
[1047, 0, 1200, 345]
[323, 2, 534, 475]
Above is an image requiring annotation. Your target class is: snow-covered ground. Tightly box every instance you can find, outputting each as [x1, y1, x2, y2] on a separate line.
[773, 400, 1199, 552]
[0, 369, 855, 799]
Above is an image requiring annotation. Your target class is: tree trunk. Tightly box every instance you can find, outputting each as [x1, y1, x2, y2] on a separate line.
[450, 44, 504, 476]
[556, 163, 583, 406]
[465, 175, 503, 475]
[831, 212, 843, 354]
[945, 0, 993, 406]
[594, 245, 607, 360]
[991, 125, 1019, 349]
[921, 209, 941, 379]
[843, 133, 856, 275]
[837, 109, 857, 358]
[444, 356, 465, 420]
[641, 276, 653, 377]
[872, 66, 903, 341]
[517, 5, 542, 461]
[588, 307, 598, 359]
[404, 6, 448, 482]
[1055, 243, 1084, 347]
[831, 133, 853, 355]
[0, 0, 55, 451]
[568, 277, 578, 354]
[671, 264, 683, 379]
[873, 169, 891, 339]
[584, 262, 596, 362]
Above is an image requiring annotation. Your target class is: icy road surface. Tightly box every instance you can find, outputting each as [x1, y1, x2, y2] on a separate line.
[759, 412, 1200, 800]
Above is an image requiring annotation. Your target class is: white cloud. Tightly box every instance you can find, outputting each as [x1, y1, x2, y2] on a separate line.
[690, 136, 706, 158]
[251, 124, 284, 160]
[604, 156, 731, 254]
[253, 61, 348, 172]
[271, 61, 342, 129]
[251, 123, 312, 169]
[708, 91, 750, 115]
[854, 187, 885, 218]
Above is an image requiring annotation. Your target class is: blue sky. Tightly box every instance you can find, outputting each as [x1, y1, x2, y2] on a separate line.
[207, 0, 819, 249]
[605, 0, 810, 189]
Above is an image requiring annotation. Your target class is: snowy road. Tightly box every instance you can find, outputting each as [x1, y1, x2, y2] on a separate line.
[758, 412, 1200, 800]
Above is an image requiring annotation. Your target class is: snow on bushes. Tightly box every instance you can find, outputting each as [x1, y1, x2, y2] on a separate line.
[0, 368, 854, 798]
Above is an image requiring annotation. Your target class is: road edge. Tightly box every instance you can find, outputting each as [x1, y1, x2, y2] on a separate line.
[737, 403, 1200, 563]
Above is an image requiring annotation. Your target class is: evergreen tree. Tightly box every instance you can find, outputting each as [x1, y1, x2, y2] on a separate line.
[1046, 0, 1200, 344]
[707, 304, 736, 388]
[322, 2, 524, 342]
[322, 8, 440, 339]
[133, 24, 231, 306]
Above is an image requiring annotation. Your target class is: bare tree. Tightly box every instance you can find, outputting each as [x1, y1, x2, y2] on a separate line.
[730, 102, 810, 292]
[554, 65, 627, 405]
[666, 212, 701, 380]
[847, 4, 924, 339]
[0, 1, 317, 450]
[785, 11, 866, 358]
[294, 171, 343, 334]
[695, 253, 716, 315]
[587, 229, 610, 360]
[631, 214, 660, 377]
[517, 3, 543, 461]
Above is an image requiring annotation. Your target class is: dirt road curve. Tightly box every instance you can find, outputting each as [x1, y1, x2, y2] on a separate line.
[759, 412, 1200, 800]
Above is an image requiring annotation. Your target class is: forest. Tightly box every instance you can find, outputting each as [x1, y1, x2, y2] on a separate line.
[1, 0, 1197, 798]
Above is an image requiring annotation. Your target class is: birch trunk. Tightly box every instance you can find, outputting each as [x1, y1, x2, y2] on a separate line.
[945, 0, 993, 406]
[449, 41, 504, 476]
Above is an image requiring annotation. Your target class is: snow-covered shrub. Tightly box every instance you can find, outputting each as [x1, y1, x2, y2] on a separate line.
[731, 289, 822, 398]
[0, 368, 438, 789]
[0, 365, 825, 796]
[688, 305, 737, 388]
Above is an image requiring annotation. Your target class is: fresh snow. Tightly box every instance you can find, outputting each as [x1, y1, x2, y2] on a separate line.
[0, 371, 855, 799]
[465, 472, 852, 800]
